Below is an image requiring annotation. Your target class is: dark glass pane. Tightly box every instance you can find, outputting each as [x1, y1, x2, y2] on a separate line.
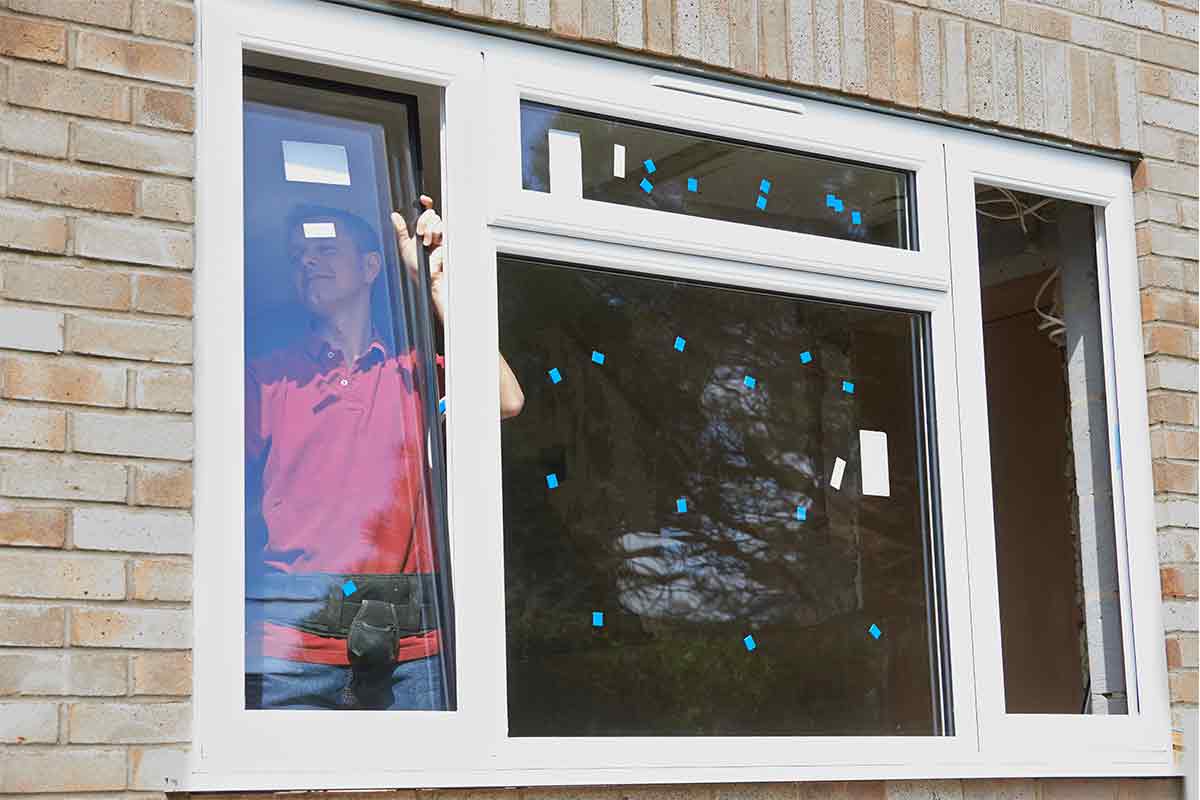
[499, 256, 945, 736]
[520, 101, 913, 249]
[242, 71, 454, 711]
[975, 185, 1127, 715]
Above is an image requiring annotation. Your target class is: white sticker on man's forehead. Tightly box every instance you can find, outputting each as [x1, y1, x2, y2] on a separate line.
[302, 222, 337, 238]
[281, 141, 351, 186]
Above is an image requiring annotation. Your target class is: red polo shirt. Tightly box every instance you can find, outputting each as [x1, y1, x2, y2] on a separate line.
[246, 333, 443, 665]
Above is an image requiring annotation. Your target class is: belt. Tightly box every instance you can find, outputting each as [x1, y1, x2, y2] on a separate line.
[252, 572, 440, 639]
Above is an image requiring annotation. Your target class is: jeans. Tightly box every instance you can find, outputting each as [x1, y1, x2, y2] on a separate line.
[255, 654, 446, 710]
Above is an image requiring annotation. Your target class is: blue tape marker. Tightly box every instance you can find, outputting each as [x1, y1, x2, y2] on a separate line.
[759, 178, 772, 194]
[592, 611, 604, 627]
[687, 177, 698, 192]
[640, 178, 653, 193]
[644, 159, 657, 174]
[800, 350, 813, 364]
[676, 497, 688, 513]
[546, 473, 559, 489]
[842, 380, 855, 394]
[756, 195, 768, 211]
[674, 336, 686, 352]
[342, 580, 357, 597]
[834, 199, 845, 213]
[548, 367, 562, 384]
[438, 398, 446, 414]
[796, 506, 807, 521]
[743, 634, 757, 651]
[743, 375, 756, 389]
[851, 211, 862, 225]
[868, 623, 882, 640]
[826, 193, 837, 208]
[591, 350, 606, 365]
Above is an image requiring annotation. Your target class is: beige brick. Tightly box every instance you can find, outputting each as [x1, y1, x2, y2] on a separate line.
[1140, 64, 1172, 95]
[886, 781, 966, 799]
[815, 0, 841, 88]
[2, 259, 133, 312]
[71, 410, 192, 461]
[67, 315, 192, 364]
[133, 366, 192, 412]
[1135, 159, 1200, 197]
[134, 0, 194, 43]
[492, 0, 520, 21]
[75, 30, 193, 87]
[0, 746, 127, 792]
[1091, 52, 1120, 147]
[453, 0, 486, 16]
[1154, 459, 1199, 493]
[130, 557, 190, 601]
[930, 0, 999, 21]
[134, 86, 194, 132]
[1140, 125, 1188, 160]
[131, 651, 191, 695]
[74, 218, 193, 271]
[0, 306, 64, 353]
[68, 700, 190, 743]
[8, 160, 137, 215]
[132, 462, 191, 508]
[552, 0, 583, 37]
[968, 24, 995, 120]
[1066, 47, 1092, 142]
[843, 0, 867, 93]
[9, 0, 134, 28]
[0, 603, 66, 646]
[0, 404, 66, 450]
[73, 506, 192, 554]
[9, 63, 130, 121]
[1146, 355, 1199, 392]
[1167, 636, 1199, 668]
[1146, 222, 1200, 258]
[1143, 287, 1199, 325]
[944, 20, 969, 115]
[0, 199, 69, 255]
[1160, 530, 1198, 564]
[0, 13, 67, 63]
[0, 651, 127, 696]
[140, 178, 193, 223]
[1169, 670, 1199, 703]
[130, 744, 188, 790]
[1171, 70, 1199, 103]
[581, 0, 615, 41]
[73, 121, 193, 177]
[1005, 1, 1069, 39]
[1156, 495, 1199, 529]
[646, 0, 672, 52]
[1071, 15, 1138, 56]
[0, 550, 125, 600]
[1148, 391, 1198, 425]
[1042, 779, 1119, 799]
[918, 13, 942, 109]
[894, 8, 918, 106]
[1165, 7, 1198, 39]
[1136, 191, 1182, 225]
[1143, 95, 1199, 133]
[1163, 564, 1199, 598]
[0, 105, 69, 158]
[133, 273, 192, 317]
[697, 0, 730, 67]
[0, 452, 127, 502]
[962, 779, 1036, 799]
[760, 0, 787, 79]
[0, 701, 59, 743]
[867, 0, 894, 100]
[0, 504, 68, 547]
[1145, 322, 1199, 357]
[70, 606, 191, 648]
[731, 0, 759, 75]
[1139, 32, 1198, 71]
[1, 356, 127, 407]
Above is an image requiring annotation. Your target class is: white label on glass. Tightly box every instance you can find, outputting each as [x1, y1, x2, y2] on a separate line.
[548, 129, 583, 198]
[302, 222, 337, 239]
[614, 143, 626, 178]
[830, 457, 847, 491]
[859, 430, 890, 497]
[281, 140, 351, 186]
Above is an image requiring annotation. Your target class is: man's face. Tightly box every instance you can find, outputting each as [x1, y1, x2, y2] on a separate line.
[288, 219, 381, 316]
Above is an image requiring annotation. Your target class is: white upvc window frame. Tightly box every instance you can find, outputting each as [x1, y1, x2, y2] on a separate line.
[192, 0, 1174, 789]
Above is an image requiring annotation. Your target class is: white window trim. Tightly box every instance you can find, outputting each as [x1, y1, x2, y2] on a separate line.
[192, 0, 1175, 789]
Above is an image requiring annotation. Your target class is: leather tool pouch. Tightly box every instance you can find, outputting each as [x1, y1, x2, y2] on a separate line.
[346, 599, 403, 671]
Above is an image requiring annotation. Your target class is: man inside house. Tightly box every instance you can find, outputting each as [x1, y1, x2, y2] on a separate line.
[245, 197, 524, 710]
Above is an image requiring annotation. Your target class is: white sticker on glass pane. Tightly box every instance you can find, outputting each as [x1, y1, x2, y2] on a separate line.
[281, 140, 351, 185]
[548, 129, 583, 198]
[859, 430, 890, 497]
[302, 222, 337, 239]
[830, 457, 847, 490]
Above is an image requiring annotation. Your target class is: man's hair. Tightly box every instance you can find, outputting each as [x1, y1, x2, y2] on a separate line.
[285, 204, 382, 257]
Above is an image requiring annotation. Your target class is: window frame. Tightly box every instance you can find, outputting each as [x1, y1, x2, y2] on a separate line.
[192, 0, 1176, 788]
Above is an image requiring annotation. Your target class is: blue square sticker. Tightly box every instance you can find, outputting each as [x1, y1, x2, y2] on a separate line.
[868, 623, 882, 640]
[676, 497, 688, 513]
[826, 193, 837, 208]
[546, 473, 559, 489]
[743, 634, 757, 651]
[644, 158, 657, 174]
[674, 336, 686, 352]
[743, 375, 756, 389]
[342, 580, 357, 597]
[834, 199, 844, 213]
[438, 397, 446, 414]
[548, 367, 562, 384]
[687, 177, 698, 192]
[640, 178, 653, 193]
[759, 178, 771, 194]
[796, 506, 807, 521]
[851, 211, 862, 225]
[591, 350, 605, 365]
[755, 195, 767, 211]
[592, 611, 604, 627]
[800, 350, 813, 364]
[842, 380, 855, 394]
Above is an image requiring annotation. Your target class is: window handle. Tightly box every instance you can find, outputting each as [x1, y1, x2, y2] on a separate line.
[649, 74, 806, 116]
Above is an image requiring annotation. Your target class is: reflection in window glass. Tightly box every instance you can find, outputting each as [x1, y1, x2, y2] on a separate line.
[499, 257, 948, 736]
[520, 102, 914, 249]
[241, 70, 455, 711]
[975, 186, 1128, 715]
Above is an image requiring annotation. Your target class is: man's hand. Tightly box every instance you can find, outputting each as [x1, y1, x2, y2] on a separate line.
[391, 195, 446, 320]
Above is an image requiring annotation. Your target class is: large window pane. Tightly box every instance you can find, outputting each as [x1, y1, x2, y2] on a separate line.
[498, 257, 947, 736]
[520, 101, 915, 250]
[241, 69, 455, 711]
[975, 185, 1128, 715]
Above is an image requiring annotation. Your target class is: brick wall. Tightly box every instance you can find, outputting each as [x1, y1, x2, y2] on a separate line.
[0, 0, 1194, 796]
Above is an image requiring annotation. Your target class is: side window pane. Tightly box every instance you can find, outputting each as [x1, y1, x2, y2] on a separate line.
[498, 257, 949, 736]
[975, 185, 1128, 715]
[520, 101, 915, 250]
[242, 69, 455, 711]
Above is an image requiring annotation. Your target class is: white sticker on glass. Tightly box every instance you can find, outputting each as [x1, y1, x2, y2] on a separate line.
[613, 143, 626, 178]
[548, 129, 583, 198]
[302, 222, 337, 239]
[859, 430, 890, 497]
[830, 457, 847, 491]
[281, 140, 351, 186]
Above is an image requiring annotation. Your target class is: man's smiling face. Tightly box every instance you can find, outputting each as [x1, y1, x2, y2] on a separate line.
[288, 218, 381, 317]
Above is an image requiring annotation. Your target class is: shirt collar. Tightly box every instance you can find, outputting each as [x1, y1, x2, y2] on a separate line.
[304, 327, 390, 367]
